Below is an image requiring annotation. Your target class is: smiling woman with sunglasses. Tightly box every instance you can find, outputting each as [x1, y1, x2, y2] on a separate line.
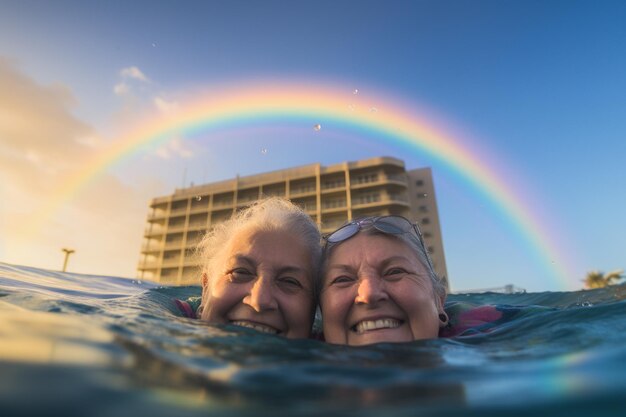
[319, 215, 448, 346]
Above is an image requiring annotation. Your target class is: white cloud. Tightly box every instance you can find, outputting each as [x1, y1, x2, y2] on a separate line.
[155, 146, 171, 159]
[120, 66, 149, 82]
[155, 137, 194, 160]
[113, 82, 129, 96]
[153, 96, 179, 114]
[0, 59, 95, 186]
[75, 134, 104, 148]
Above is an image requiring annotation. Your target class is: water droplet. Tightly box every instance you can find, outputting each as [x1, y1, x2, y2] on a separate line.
[422, 193, 428, 197]
[195, 195, 202, 201]
[348, 104, 355, 111]
[151, 42, 158, 48]
[369, 107, 378, 113]
[353, 89, 359, 95]
[138, 280, 143, 285]
[581, 301, 593, 307]
[313, 124, 321, 131]
[261, 148, 268, 155]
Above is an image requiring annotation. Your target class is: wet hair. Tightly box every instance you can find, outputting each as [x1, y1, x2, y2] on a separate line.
[196, 197, 322, 297]
[321, 225, 447, 305]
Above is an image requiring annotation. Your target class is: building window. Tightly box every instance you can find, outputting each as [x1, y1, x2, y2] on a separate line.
[415, 180, 424, 186]
[419, 205, 428, 213]
[354, 192, 381, 205]
[322, 179, 345, 189]
[417, 193, 428, 198]
[353, 173, 379, 184]
[421, 217, 430, 225]
[323, 199, 346, 209]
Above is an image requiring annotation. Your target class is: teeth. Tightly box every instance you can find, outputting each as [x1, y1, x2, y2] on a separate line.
[231, 321, 279, 334]
[355, 319, 401, 334]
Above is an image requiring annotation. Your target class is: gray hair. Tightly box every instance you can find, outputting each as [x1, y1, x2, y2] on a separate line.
[196, 197, 322, 295]
[322, 226, 447, 304]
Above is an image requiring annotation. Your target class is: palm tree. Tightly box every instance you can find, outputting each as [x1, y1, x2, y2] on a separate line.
[583, 269, 624, 289]
[605, 269, 625, 285]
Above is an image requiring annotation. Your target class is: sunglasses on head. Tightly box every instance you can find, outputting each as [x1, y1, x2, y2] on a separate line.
[322, 215, 435, 272]
[322, 215, 434, 274]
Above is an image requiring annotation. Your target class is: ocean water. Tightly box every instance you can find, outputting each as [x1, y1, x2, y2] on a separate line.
[1, 262, 625, 417]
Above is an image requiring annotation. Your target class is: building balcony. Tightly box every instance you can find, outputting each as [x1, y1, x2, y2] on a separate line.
[162, 241, 184, 250]
[189, 205, 210, 215]
[351, 194, 409, 209]
[144, 227, 166, 237]
[237, 197, 259, 207]
[159, 258, 183, 268]
[321, 182, 346, 191]
[320, 220, 346, 234]
[141, 242, 163, 253]
[290, 187, 317, 197]
[166, 224, 188, 233]
[350, 174, 407, 190]
[212, 200, 234, 209]
[187, 222, 208, 232]
[147, 211, 169, 221]
[137, 260, 160, 270]
[169, 206, 188, 216]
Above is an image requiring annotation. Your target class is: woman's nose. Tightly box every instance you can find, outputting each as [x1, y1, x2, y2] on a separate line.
[354, 276, 388, 305]
[244, 276, 278, 312]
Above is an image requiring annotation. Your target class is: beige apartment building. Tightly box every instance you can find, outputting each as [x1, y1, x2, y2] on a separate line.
[137, 156, 449, 289]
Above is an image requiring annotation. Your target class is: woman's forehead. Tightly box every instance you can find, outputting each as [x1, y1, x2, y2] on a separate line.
[328, 233, 418, 263]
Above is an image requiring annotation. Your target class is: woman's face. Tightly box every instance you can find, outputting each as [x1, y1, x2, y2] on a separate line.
[320, 233, 444, 346]
[200, 228, 315, 339]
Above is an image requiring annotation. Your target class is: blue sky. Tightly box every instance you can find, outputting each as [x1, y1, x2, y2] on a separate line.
[1, 0, 624, 292]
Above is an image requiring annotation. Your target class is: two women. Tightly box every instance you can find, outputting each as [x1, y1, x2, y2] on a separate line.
[195, 197, 447, 344]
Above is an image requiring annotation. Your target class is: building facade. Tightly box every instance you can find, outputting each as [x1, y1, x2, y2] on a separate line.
[137, 156, 449, 288]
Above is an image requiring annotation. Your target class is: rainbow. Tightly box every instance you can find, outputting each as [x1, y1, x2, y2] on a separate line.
[32, 80, 575, 288]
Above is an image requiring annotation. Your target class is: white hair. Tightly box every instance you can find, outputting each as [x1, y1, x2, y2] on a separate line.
[196, 197, 322, 294]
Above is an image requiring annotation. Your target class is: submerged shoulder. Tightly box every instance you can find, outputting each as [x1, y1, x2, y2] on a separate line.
[173, 296, 202, 319]
[440, 302, 517, 337]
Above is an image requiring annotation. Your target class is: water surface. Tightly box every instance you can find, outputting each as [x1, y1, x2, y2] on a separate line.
[1, 262, 625, 416]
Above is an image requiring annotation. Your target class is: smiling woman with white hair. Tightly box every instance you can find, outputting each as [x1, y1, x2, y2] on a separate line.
[195, 197, 322, 339]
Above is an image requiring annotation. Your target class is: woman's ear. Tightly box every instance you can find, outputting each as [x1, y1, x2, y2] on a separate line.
[438, 292, 447, 312]
[437, 292, 448, 327]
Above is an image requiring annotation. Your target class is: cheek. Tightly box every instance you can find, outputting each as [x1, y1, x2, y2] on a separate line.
[203, 280, 245, 321]
[278, 294, 315, 337]
[320, 289, 351, 325]
[283, 293, 314, 321]
[393, 281, 438, 311]
[396, 289, 440, 335]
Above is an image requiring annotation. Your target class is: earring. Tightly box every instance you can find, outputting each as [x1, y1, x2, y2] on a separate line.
[438, 313, 448, 324]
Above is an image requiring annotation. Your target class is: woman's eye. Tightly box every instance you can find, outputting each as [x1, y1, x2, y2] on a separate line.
[228, 268, 254, 282]
[329, 275, 355, 285]
[278, 276, 303, 288]
[384, 268, 407, 278]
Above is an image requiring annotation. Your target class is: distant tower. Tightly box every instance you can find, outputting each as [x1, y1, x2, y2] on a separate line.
[61, 248, 75, 272]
